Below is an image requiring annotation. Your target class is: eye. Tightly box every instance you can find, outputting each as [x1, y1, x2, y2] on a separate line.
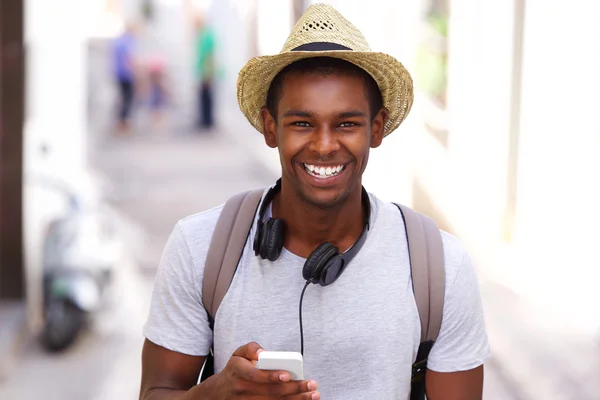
[339, 122, 358, 128]
[292, 121, 312, 128]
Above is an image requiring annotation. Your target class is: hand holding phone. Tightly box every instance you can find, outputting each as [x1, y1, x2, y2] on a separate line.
[202, 342, 318, 399]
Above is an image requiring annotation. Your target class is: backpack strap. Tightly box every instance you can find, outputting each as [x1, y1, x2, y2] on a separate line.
[203, 188, 265, 327]
[200, 188, 265, 383]
[394, 203, 445, 400]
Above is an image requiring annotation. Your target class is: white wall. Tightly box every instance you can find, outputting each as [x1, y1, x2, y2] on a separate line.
[210, 0, 282, 172]
[413, 0, 518, 244]
[24, 0, 90, 173]
[209, 0, 253, 111]
[409, 0, 600, 333]
[408, 0, 525, 282]
[511, 0, 600, 330]
[23, 0, 110, 331]
[22, 5, 141, 296]
[256, 0, 294, 55]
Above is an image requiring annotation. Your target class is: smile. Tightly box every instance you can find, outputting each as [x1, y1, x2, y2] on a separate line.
[303, 163, 346, 179]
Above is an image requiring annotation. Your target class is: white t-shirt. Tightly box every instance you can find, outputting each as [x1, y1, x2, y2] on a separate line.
[143, 190, 491, 399]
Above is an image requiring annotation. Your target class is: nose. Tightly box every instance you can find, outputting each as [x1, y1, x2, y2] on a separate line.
[309, 127, 340, 157]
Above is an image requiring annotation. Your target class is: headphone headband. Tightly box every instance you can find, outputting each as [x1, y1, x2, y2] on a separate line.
[254, 179, 371, 286]
[256, 178, 282, 227]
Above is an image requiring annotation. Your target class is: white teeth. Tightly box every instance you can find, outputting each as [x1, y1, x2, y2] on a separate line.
[303, 164, 345, 179]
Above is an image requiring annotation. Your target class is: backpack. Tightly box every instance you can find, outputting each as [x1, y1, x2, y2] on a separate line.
[199, 188, 445, 400]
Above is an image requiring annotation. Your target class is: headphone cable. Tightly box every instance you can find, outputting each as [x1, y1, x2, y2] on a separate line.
[299, 281, 310, 356]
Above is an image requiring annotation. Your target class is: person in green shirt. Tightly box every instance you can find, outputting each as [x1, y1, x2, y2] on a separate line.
[194, 14, 216, 130]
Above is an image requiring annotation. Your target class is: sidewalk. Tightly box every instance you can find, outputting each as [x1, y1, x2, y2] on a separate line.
[0, 302, 28, 381]
[477, 247, 600, 400]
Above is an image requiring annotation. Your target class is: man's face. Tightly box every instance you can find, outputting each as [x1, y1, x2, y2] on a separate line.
[261, 70, 387, 209]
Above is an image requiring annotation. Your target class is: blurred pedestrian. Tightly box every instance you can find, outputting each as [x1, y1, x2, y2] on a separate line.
[112, 22, 139, 134]
[146, 55, 170, 130]
[193, 13, 216, 131]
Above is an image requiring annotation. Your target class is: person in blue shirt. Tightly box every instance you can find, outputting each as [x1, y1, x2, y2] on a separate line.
[193, 14, 216, 131]
[112, 23, 138, 134]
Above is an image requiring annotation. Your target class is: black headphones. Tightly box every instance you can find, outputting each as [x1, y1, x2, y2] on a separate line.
[253, 179, 371, 287]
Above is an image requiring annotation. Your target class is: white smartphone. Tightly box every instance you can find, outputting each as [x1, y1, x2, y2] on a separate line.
[256, 351, 304, 381]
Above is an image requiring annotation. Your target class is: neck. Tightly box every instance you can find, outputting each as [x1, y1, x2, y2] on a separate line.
[272, 181, 366, 258]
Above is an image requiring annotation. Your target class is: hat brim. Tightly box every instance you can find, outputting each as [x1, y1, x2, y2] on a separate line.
[236, 50, 414, 137]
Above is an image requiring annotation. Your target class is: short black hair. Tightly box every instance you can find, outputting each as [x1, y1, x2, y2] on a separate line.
[265, 57, 383, 122]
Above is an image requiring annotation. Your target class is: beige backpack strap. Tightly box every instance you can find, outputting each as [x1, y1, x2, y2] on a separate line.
[396, 204, 445, 342]
[395, 203, 445, 399]
[202, 189, 265, 326]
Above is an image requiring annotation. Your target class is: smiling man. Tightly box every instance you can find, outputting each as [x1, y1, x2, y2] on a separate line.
[139, 4, 490, 400]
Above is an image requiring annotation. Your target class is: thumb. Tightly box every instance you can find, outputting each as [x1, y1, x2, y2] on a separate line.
[233, 341, 264, 362]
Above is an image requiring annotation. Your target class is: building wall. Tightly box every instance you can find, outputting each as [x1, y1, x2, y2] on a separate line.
[210, 0, 288, 173]
[411, 0, 518, 254]
[511, 0, 600, 329]
[22, 0, 112, 330]
[412, 0, 600, 333]
[0, 0, 26, 300]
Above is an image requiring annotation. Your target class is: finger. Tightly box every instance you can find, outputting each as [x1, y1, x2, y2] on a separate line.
[230, 356, 290, 384]
[230, 342, 298, 384]
[287, 391, 321, 400]
[232, 341, 263, 362]
[236, 378, 319, 397]
[261, 379, 318, 397]
[238, 393, 319, 400]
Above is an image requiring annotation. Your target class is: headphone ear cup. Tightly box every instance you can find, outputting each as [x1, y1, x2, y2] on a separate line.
[261, 218, 286, 261]
[303, 243, 339, 283]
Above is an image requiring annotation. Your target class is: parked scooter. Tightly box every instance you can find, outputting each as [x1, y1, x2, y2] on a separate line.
[35, 175, 121, 351]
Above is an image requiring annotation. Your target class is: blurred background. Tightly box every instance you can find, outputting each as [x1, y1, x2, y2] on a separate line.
[0, 0, 599, 398]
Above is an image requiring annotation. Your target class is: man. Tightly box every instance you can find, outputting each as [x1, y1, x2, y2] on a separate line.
[140, 4, 490, 400]
[193, 13, 216, 130]
[112, 22, 137, 134]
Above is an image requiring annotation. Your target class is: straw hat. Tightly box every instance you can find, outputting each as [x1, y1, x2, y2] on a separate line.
[237, 3, 414, 137]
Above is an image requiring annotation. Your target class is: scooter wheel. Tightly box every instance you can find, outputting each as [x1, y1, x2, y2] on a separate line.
[41, 298, 85, 352]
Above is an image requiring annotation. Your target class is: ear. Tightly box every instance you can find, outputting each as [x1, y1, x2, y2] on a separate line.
[370, 107, 388, 149]
[260, 107, 278, 149]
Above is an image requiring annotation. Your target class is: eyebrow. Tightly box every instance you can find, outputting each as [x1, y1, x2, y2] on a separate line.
[338, 111, 367, 119]
[282, 110, 313, 118]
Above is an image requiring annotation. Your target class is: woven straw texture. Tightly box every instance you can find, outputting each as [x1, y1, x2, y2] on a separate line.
[237, 3, 414, 137]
